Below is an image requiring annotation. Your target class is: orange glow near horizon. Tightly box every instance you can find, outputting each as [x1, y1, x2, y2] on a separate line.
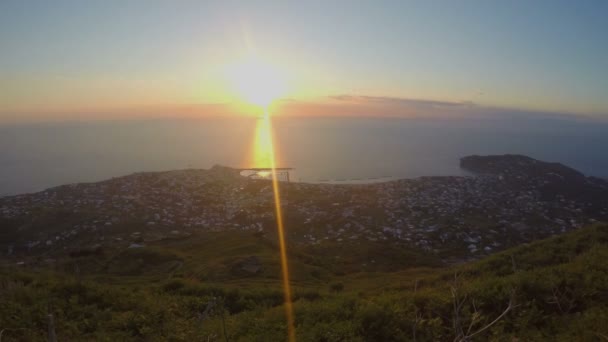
[250, 112, 274, 168]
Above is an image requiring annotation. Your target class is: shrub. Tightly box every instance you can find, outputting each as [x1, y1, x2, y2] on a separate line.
[330, 282, 344, 293]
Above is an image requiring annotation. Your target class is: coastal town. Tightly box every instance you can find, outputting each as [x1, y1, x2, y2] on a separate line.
[1, 155, 607, 263]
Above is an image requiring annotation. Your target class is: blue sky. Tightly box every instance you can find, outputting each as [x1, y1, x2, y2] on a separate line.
[1, 0, 607, 121]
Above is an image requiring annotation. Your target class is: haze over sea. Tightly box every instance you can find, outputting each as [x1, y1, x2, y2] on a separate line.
[1, 114, 608, 197]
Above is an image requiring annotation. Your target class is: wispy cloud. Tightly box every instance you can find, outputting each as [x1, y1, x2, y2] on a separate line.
[319, 94, 606, 123]
[328, 95, 476, 110]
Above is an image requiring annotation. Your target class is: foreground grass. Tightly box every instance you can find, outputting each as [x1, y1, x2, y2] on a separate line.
[1, 224, 608, 341]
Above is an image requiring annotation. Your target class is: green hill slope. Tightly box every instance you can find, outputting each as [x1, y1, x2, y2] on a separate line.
[1, 224, 607, 341]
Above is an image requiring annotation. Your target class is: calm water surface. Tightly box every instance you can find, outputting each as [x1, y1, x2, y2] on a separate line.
[1, 116, 607, 196]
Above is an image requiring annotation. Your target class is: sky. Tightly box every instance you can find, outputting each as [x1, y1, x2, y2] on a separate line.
[1, 0, 607, 123]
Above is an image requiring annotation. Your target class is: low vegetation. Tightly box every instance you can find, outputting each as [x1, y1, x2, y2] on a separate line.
[1, 224, 607, 341]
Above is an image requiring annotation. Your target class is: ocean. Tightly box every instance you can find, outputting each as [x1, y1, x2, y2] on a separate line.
[1, 115, 608, 196]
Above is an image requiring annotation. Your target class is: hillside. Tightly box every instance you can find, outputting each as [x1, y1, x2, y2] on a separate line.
[2, 155, 607, 269]
[461, 154, 608, 205]
[1, 224, 607, 341]
[1, 155, 608, 340]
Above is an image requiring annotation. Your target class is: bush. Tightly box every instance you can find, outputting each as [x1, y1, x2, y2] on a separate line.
[330, 282, 344, 293]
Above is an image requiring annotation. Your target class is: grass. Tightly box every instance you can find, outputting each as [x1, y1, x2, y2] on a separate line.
[1, 224, 607, 341]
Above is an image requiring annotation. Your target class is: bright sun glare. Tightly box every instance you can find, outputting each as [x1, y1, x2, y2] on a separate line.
[227, 56, 286, 107]
[228, 55, 295, 341]
[224, 51, 296, 341]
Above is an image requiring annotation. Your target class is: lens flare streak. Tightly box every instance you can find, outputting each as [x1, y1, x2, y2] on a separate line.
[258, 108, 296, 341]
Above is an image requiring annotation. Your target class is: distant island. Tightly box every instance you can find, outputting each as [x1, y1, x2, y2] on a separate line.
[460, 154, 584, 179]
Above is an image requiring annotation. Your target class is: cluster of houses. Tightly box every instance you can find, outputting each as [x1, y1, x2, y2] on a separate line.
[1, 161, 606, 260]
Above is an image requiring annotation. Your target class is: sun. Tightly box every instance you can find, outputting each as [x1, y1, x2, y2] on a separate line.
[226, 56, 286, 107]
[225, 54, 296, 341]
